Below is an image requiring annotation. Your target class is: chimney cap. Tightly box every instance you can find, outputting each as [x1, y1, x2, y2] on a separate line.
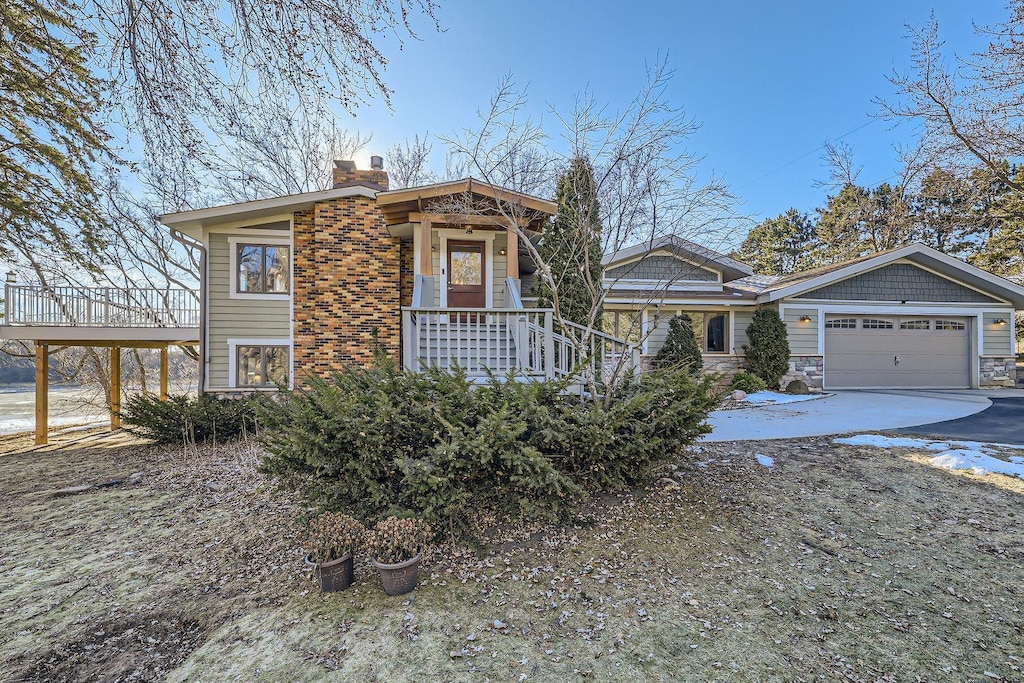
[370, 155, 384, 171]
[333, 159, 357, 172]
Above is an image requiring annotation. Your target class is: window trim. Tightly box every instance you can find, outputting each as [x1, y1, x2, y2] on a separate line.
[228, 235, 291, 300]
[228, 338, 292, 388]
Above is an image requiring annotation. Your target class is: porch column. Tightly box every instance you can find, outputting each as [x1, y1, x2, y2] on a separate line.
[506, 228, 519, 280]
[159, 346, 169, 401]
[110, 347, 121, 430]
[34, 342, 48, 445]
[417, 220, 433, 276]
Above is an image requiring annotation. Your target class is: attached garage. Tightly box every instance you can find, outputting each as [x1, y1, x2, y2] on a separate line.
[823, 315, 971, 389]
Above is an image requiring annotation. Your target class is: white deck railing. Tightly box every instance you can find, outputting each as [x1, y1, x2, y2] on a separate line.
[3, 284, 200, 328]
[402, 307, 639, 386]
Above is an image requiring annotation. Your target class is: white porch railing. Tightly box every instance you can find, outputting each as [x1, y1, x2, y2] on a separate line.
[402, 307, 639, 386]
[3, 284, 200, 328]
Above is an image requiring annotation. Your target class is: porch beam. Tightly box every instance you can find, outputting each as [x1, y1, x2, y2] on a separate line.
[110, 347, 121, 431]
[34, 343, 48, 445]
[409, 212, 531, 228]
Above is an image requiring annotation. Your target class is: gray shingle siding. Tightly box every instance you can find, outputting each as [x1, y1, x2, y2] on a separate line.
[794, 263, 999, 303]
[606, 256, 718, 282]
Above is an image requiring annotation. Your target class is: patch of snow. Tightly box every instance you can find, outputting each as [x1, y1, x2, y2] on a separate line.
[834, 434, 1024, 480]
[744, 391, 824, 405]
[930, 450, 1024, 478]
[755, 454, 774, 468]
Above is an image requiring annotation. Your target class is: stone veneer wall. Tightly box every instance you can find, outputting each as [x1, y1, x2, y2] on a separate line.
[292, 197, 402, 380]
[980, 357, 1016, 387]
[782, 355, 824, 391]
[640, 353, 746, 387]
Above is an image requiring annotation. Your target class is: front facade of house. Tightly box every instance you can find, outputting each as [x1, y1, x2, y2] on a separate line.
[602, 237, 1024, 390]
[162, 160, 1023, 394]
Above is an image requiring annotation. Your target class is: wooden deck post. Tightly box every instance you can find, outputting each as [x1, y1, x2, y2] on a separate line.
[110, 347, 121, 430]
[34, 343, 48, 445]
[159, 346, 169, 401]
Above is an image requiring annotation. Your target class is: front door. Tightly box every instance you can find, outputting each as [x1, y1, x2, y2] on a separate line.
[447, 241, 486, 309]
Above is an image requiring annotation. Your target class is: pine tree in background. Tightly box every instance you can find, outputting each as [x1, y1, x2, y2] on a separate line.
[1, 0, 109, 267]
[653, 313, 703, 375]
[536, 156, 604, 329]
[735, 209, 817, 275]
[742, 308, 790, 389]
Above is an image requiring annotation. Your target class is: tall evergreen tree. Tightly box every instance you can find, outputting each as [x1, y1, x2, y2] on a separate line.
[653, 313, 702, 375]
[536, 156, 604, 328]
[1, 0, 109, 265]
[735, 209, 816, 275]
[742, 308, 790, 389]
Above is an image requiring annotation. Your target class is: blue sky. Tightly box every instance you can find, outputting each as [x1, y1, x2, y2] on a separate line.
[347, 0, 1004, 228]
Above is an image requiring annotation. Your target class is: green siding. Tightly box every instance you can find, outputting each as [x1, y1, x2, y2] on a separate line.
[983, 312, 1014, 356]
[207, 232, 291, 388]
[783, 307, 819, 356]
[732, 309, 755, 355]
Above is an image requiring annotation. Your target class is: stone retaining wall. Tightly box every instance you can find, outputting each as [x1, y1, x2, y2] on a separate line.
[781, 355, 823, 392]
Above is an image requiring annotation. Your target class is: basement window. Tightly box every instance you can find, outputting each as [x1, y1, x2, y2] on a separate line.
[237, 345, 289, 387]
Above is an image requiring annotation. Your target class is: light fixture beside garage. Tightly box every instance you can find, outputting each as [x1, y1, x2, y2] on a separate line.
[799, 315, 812, 323]
[994, 318, 1009, 325]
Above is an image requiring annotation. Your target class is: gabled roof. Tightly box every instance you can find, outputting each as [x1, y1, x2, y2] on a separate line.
[603, 235, 754, 282]
[376, 178, 556, 227]
[756, 243, 1024, 307]
[160, 185, 379, 232]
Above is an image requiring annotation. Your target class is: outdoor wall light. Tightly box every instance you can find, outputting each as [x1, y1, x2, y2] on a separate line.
[994, 318, 1009, 325]
[498, 248, 507, 256]
[464, 225, 474, 234]
[799, 315, 812, 323]
[5, 271, 16, 284]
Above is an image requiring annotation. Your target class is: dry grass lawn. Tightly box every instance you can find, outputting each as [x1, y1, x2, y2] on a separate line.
[0, 429, 1021, 682]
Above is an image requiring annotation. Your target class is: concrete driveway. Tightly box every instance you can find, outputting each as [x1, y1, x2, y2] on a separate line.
[704, 390, 994, 442]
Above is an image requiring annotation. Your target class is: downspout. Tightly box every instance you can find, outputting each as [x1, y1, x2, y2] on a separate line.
[170, 228, 208, 396]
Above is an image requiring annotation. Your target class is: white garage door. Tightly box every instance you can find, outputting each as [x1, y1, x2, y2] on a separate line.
[824, 316, 971, 389]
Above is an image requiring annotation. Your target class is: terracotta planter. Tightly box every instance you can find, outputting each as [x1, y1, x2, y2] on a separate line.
[371, 552, 422, 596]
[305, 553, 354, 592]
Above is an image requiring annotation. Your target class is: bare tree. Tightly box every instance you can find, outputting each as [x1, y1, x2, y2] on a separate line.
[441, 60, 744, 403]
[880, 7, 1024, 192]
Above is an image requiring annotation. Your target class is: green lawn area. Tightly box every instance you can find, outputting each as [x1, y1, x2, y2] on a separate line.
[0, 431, 1021, 681]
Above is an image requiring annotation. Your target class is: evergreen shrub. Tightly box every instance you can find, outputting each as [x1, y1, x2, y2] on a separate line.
[729, 371, 767, 394]
[259, 361, 717, 540]
[121, 393, 265, 444]
[653, 313, 703, 374]
[742, 308, 791, 388]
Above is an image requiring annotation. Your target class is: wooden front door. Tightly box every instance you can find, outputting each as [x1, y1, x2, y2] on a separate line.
[447, 241, 486, 308]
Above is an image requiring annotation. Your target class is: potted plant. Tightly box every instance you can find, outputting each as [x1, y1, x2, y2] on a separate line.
[366, 516, 432, 596]
[304, 512, 366, 593]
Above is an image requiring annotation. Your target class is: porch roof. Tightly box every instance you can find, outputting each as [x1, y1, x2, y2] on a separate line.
[376, 178, 556, 230]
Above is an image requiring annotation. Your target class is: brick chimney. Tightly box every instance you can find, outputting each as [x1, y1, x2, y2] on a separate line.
[332, 158, 389, 190]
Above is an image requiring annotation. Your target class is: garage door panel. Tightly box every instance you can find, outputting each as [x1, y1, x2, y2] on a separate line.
[824, 316, 970, 389]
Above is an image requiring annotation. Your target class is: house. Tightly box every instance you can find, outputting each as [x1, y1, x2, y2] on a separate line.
[603, 236, 1024, 390]
[160, 159, 636, 394]
[158, 159, 1024, 394]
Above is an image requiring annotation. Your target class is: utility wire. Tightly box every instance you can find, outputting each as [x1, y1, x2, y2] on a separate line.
[739, 118, 878, 189]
